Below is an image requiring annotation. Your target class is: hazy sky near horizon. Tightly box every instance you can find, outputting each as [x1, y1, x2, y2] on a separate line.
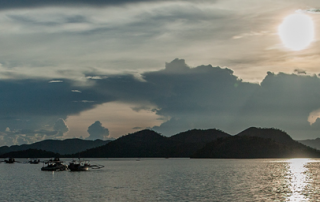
[1, 0, 320, 146]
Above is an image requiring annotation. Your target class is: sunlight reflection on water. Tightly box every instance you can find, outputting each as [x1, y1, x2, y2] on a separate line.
[1, 158, 320, 201]
[288, 159, 308, 201]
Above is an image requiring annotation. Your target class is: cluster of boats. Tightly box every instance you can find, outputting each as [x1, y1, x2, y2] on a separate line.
[0, 157, 104, 172]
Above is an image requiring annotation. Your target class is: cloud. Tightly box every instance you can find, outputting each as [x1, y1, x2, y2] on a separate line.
[232, 31, 272, 39]
[73, 100, 95, 103]
[91, 58, 320, 139]
[87, 121, 110, 140]
[6, 1, 320, 143]
[49, 80, 63, 83]
[71, 90, 82, 93]
[0, 122, 67, 146]
[0, 1, 246, 82]
[3, 58, 320, 144]
[0, 0, 160, 10]
[296, 8, 320, 14]
[86, 76, 104, 80]
[294, 69, 307, 75]
[53, 118, 69, 136]
[0, 78, 114, 145]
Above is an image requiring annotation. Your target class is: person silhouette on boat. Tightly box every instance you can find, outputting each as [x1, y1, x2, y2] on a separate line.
[5, 158, 15, 163]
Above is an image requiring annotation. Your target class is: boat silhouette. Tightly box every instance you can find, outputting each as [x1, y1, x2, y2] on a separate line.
[41, 157, 68, 171]
[68, 158, 104, 171]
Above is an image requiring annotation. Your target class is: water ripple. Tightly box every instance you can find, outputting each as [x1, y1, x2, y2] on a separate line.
[1, 158, 320, 201]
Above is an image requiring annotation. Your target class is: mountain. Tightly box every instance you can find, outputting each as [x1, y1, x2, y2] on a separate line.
[0, 139, 111, 155]
[0, 149, 60, 158]
[168, 129, 231, 157]
[236, 127, 295, 144]
[298, 138, 320, 150]
[2, 127, 316, 158]
[75, 129, 231, 158]
[76, 129, 173, 157]
[169, 129, 230, 143]
[192, 128, 320, 158]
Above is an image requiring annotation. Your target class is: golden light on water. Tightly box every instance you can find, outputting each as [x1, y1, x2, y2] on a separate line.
[278, 13, 314, 51]
[287, 159, 309, 201]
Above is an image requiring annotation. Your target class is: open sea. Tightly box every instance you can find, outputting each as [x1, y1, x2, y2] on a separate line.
[1, 158, 320, 201]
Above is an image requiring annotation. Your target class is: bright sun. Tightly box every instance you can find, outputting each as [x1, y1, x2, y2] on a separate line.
[278, 13, 314, 51]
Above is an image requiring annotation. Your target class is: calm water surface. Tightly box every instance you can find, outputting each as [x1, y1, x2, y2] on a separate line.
[1, 158, 320, 201]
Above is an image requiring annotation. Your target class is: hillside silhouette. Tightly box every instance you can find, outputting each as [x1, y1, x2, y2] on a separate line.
[170, 129, 230, 143]
[73, 129, 230, 158]
[0, 138, 111, 155]
[0, 149, 60, 158]
[193, 127, 320, 158]
[298, 138, 320, 150]
[236, 127, 294, 144]
[1, 127, 320, 158]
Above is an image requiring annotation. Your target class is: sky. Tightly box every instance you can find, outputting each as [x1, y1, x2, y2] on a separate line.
[1, 0, 320, 146]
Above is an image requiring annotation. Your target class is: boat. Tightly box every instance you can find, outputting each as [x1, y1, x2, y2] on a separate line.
[29, 159, 40, 164]
[68, 158, 104, 171]
[68, 159, 90, 171]
[4, 158, 16, 163]
[41, 157, 68, 171]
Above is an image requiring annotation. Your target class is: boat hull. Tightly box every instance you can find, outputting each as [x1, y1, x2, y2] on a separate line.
[41, 165, 68, 171]
[68, 164, 89, 171]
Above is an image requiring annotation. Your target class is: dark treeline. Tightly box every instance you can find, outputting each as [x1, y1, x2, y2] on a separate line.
[0, 139, 111, 155]
[2, 127, 320, 159]
[65, 129, 230, 158]
[0, 149, 60, 158]
[192, 136, 320, 158]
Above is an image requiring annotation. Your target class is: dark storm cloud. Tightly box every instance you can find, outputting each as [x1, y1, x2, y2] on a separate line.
[0, 79, 114, 119]
[2, 58, 320, 144]
[149, 60, 320, 138]
[0, 0, 172, 10]
[7, 14, 89, 26]
[88, 58, 320, 138]
[0, 78, 115, 144]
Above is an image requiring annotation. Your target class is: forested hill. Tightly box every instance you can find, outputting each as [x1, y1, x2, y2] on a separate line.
[74, 129, 231, 158]
[298, 138, 320, 150]
[0, 149, 60, 158]
[192, 127, 320, 158]
[236, 127, 294, 144]
[0, 139, 111, 155]
[169, 129, 230, 143]
[2, 127, 320, 158]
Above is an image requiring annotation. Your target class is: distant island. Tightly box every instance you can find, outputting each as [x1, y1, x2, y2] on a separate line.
[192, 127, 320, 158]
[0, 149, 60, 158]
[0, 138, 111, 156]
[1, 127, 320, 159]
[297, 138, 320, 150]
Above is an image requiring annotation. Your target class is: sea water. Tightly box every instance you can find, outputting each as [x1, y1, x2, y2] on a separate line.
[1, 158, 320, 201]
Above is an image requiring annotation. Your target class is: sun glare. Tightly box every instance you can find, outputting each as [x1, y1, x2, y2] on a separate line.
[278, 13, 314, 51]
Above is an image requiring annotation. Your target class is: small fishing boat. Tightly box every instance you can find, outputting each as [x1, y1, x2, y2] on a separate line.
[41, 157, 68, 171]
[29, 159, 40, 164]
[68, 159, 90, 171]
[68, 158, 104, 171]
[4, 158, 16, 163]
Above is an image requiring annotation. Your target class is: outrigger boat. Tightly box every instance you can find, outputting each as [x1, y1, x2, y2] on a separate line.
[3, 158, 17, 163]
[68, 158, 104, 171]
[41, 157, 68, 171]
[68, 159, 90, 171]
[29, 159, 40, 164]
